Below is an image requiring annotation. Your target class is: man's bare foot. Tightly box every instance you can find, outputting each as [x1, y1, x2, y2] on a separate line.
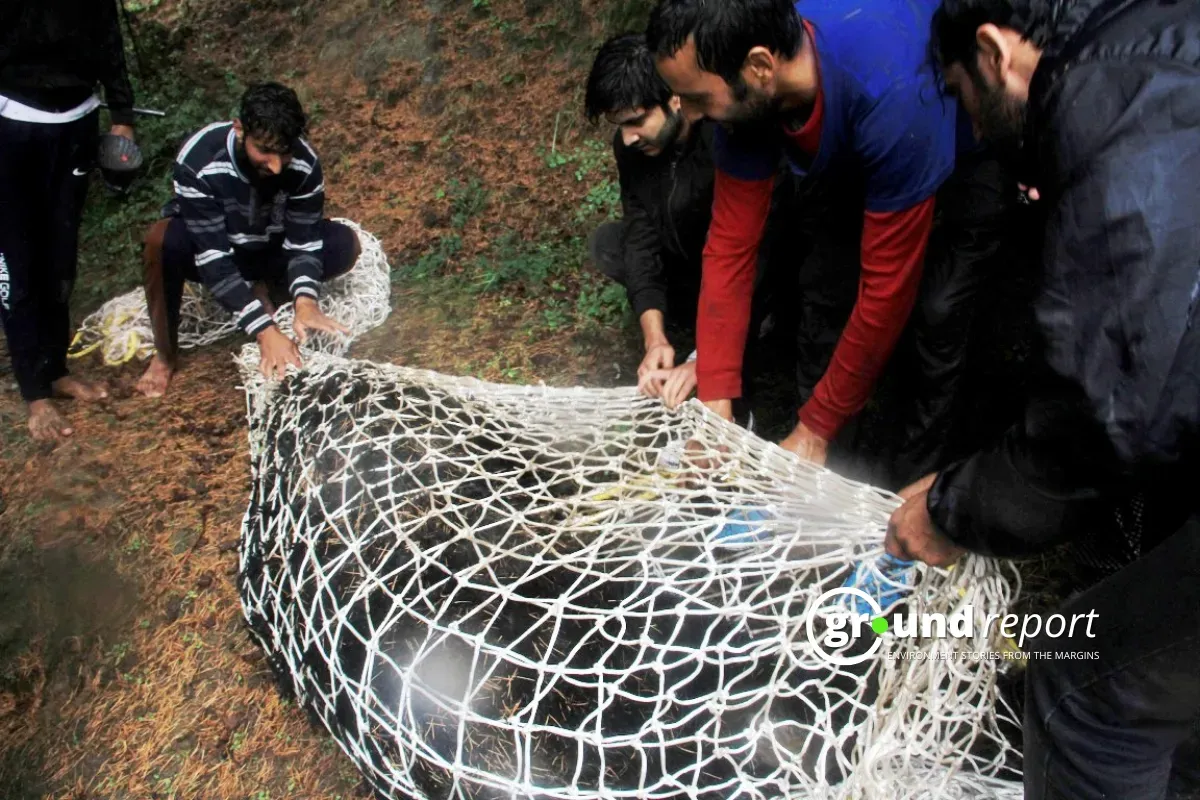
[136, 353, 175, 398]
[51, 376, 109, 402]
[28, 399, 73, 441]
[252, 281, 277, 316]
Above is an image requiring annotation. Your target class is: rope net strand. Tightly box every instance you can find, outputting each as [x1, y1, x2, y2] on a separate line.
[68, 218, 391, 365]
[237, 350, 1024, 800]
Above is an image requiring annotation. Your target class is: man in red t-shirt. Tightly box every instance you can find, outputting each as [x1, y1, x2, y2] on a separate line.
[645, 0, 1011, 488]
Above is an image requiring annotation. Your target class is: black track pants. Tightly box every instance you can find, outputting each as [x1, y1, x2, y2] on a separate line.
[0, 111, 97, 402]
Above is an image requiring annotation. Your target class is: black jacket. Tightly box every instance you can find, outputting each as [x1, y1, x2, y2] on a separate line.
[0, 0, 135, 125]
[614, 121, 716, 318]
[928, 0, 1200, 557]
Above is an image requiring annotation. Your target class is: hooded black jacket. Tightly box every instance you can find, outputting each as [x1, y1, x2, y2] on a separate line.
[927, 0, 1200, 556]
[613, 120, 716, 319]
[0, 0, 135, 125]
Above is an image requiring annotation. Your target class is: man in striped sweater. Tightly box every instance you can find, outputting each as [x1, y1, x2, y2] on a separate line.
[136, 82, 360, 397]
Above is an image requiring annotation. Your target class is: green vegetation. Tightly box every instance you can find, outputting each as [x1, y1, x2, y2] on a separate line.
[542, 137, 622, 221]
[123, 0, 165, 12]
[398, 147, 631, 336]
[600, 0, 656, 34]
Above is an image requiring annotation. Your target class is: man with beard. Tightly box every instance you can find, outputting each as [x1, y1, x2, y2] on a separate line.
[886, 0, 1200, 796]
[1, 0, 137, 440]
[137, 82, 358, 396]
[586, 33, 805, 416]
[646, 0, 1012, 489]
[584, 33, 712, 405]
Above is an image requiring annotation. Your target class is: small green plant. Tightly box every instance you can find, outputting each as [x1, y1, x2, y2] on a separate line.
[446, 177, 490, 230]
[473, 232, 569, 293]
[402, 234, 463, 283]
[472, 0, 490, 9]
[107, 642, 131, 664]
[576, 177, 621, 222]
[543, 138, 612, 180]
[575, 280, 630, 326]
[542, 299, 571, 331]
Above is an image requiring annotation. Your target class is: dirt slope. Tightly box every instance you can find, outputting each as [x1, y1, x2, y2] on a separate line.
[0, 1, 648, 797]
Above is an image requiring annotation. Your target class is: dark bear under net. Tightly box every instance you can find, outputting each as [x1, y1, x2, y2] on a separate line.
[238, 356, 1023, 800]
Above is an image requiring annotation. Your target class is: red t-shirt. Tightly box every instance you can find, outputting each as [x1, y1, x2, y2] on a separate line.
[697, 26, 936, 441]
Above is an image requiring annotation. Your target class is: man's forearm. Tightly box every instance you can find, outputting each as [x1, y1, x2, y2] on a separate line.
[639, 309, 667, 349]
[695, 170, 774, 401]
[928, 385, 1114, 557]
[798, 199, 935, 440]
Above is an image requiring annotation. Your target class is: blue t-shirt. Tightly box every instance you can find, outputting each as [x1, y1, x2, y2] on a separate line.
[714, 0, 960, 212]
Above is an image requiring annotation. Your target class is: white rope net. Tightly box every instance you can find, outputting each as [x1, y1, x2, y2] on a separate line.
[237, 350, 1024, 800]
[69, 219, 391, 365]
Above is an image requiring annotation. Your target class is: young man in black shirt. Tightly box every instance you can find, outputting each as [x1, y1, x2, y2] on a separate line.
[0, 0, 136, 440]
[584, 33, 715, 407]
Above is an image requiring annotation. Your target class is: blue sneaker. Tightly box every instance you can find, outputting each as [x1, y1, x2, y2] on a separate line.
[713, 508, 773, 545]
[840, 554, 916, 615]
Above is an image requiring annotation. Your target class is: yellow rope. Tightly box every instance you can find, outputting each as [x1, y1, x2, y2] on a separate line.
[68, 307, 146, 365]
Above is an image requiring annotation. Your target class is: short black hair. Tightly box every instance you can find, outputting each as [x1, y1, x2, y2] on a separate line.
[585, 33, 674, 124]
[239, 82, 307, 152]
[931, 0, 1060, 76]
[645, 0, 803, 85]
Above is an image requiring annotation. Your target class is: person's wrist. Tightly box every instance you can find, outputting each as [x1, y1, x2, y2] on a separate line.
[255, 324, 279, 342]
[703, 398, 734, 420]
[294, 295, 318, 311]
[638, 309, 667, 345]
[642, 324, 669, 347]
[644, 335, 669, 352]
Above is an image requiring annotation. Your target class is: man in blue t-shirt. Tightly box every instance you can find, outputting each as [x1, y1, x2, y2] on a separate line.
[646, 0, 1013, 488]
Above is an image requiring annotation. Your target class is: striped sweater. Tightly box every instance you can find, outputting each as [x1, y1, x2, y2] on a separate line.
[165, 121, 326, 335]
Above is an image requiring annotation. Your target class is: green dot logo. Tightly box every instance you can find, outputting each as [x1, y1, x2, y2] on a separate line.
[805, 588, 886, 667]
[871, 617, 889, 635]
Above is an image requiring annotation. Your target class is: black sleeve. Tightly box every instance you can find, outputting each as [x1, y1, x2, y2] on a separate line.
[928, 375, 1116, 558]
[1032, 59, 1200, 469]
[98, 0, 136, 126]
[927, 60, 1200, 557]
[614, 139, 668, 318]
